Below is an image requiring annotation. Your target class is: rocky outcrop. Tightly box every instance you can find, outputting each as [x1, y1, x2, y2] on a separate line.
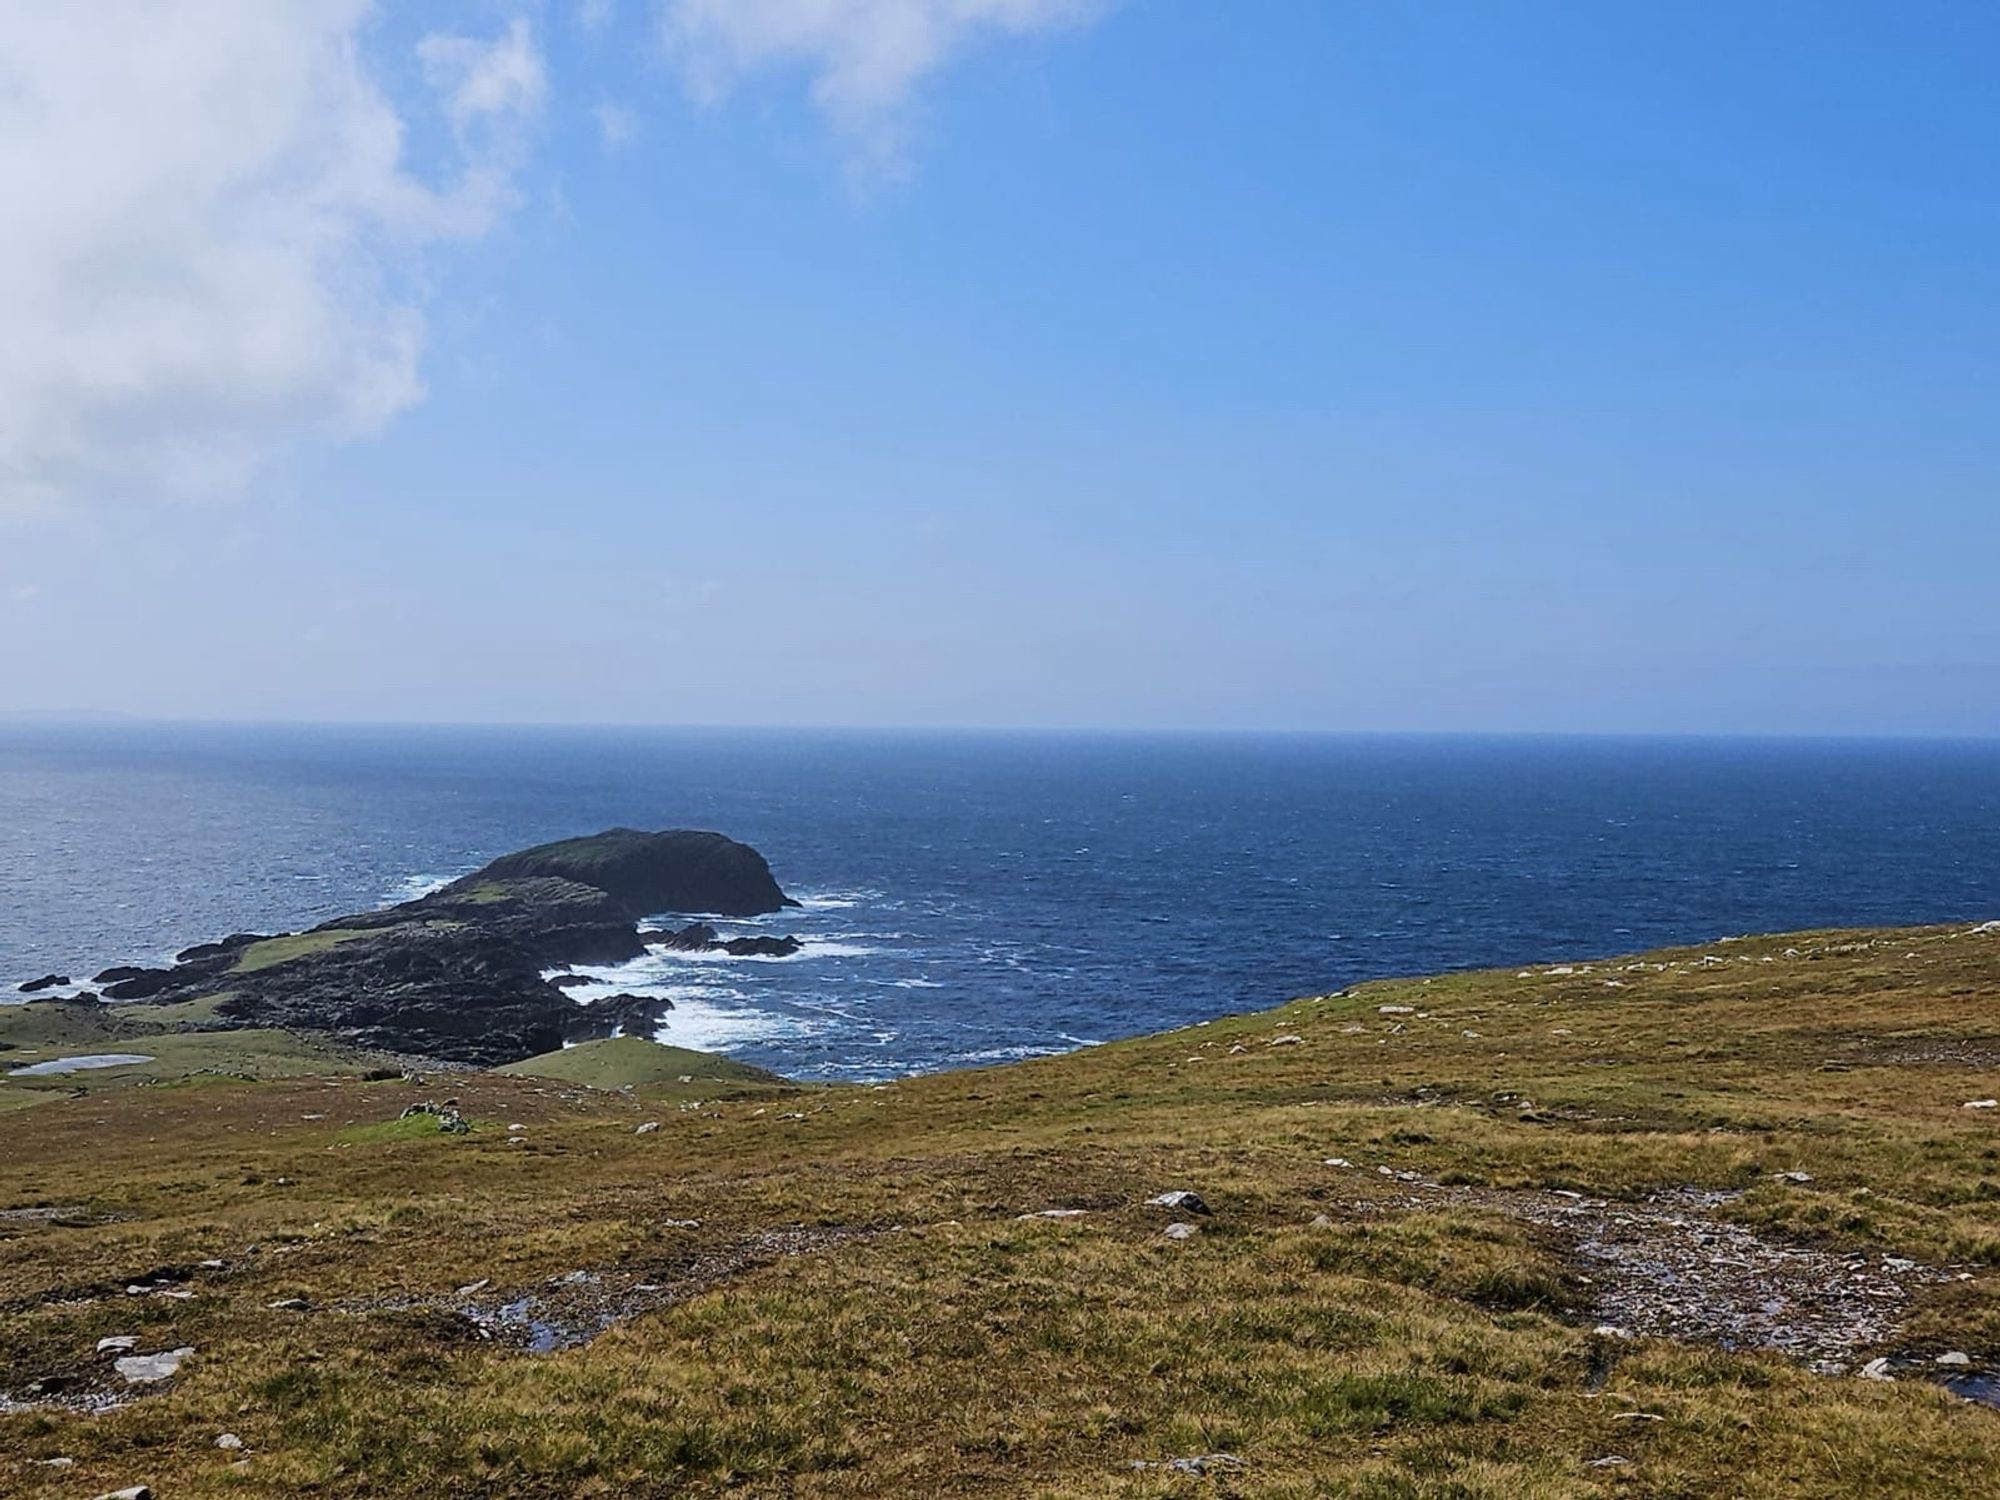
[16, 974, 68, 994]
[450, 829, 795, 919]
[82, 828, 795, 1068]
[643, 922, 803, 959]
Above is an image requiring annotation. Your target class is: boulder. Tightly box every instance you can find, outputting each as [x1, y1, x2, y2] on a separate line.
[16, 973, 68, 993]
[647, 922, 720, 951]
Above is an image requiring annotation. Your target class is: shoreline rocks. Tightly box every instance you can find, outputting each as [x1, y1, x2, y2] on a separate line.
[64, 828, 795, 1068]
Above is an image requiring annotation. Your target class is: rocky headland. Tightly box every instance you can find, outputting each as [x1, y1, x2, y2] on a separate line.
[69, 829, 799, 1067]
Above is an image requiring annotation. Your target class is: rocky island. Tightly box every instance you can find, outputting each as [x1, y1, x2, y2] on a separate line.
[62, 829, 801, 1067]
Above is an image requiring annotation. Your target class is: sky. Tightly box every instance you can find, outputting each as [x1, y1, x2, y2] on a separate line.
[1, 0, 1997, 735]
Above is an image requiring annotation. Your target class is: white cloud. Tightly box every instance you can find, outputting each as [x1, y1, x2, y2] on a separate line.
[659, 0, 1102, 165]
[0, 2, 545, 510]
[577, 0, 618, 34]
[596, 100, 641, 150]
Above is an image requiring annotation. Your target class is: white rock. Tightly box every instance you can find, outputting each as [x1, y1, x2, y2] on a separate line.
[1588, 1456, 1631, 1469]
[1323, 1157, 1353, 1168]
[1593, 1324, 1632, 1340]
[1269, 1034, 1303, 1046]
[1964, 1099, 1998, 1110]
[96, 1488, 153, 1500]
[635, 1121, 661, 1135]
[1773, 1170, 1814, 1184]
[1017, 1208, 1088, 1220]
[1162, 1222, 1199, 1241]
[115, 1347, 193, 1383]
[456, 1279, 490, 1295]
[1378, 1004, 1415, 1015]
[216, 1433, 245, 1451]
[96, 1335, 140, 1355]
[1146, 1190, 1211, 1215]
[1860, 1357, 1895, 1381]
[1936, 1351, 1973, 1367]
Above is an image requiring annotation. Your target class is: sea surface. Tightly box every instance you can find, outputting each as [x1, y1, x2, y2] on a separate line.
[3, 725, 1998, 1081]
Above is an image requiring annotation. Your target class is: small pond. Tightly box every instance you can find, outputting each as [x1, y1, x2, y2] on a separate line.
[7, 1054, 155, 1077]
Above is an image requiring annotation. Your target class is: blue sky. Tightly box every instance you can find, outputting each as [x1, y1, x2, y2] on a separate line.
[2, 1, 1996, 732]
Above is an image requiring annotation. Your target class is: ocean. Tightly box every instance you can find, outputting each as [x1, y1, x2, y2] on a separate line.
[2, 725, 1997, 1080]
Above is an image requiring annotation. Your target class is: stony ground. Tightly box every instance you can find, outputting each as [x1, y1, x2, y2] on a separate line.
[4, 920, 2000, 1496]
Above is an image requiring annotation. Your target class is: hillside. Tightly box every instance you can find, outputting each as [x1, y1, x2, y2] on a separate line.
[3, 921, 1999, 1496]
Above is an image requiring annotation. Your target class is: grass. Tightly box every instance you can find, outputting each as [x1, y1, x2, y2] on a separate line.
[229, 928, 382, 974]
[494, 1036, 786, 1094]
[1, 920, 1998, 1495]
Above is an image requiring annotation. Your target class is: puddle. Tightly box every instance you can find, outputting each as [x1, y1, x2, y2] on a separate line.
[7, 1054, 154, 1077]
[1941, 1371, 2000, 1410]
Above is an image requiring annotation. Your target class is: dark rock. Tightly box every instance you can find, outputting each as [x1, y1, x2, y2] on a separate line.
[16, 973, 69, 993]
[720, 935, 803, 958]
[643, 923, 801, 957]
[99, 968, 176, 1000]
[93, 965, 156, 985]
[646, 922, 720, 951]
[548, 973, 594, 990]
[174, 933, 275, 964]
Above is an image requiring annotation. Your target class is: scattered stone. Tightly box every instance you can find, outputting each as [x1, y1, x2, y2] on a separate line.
[216, 1433, 244, 1451]
[1860, 1357, 1895, 1381]
[1131, 1453, 1243, 1476]
[1773, 1171, 1814, 1184]
[1964, 1099, 1998, 1110]
[41, 1456, 75, 1468]
[115, 1347, 193, 1383]
[507, 1123, 525, 1133]
[1269, 1034, 1303, 1046]
[1378, 1004, 1415, 1015]
[400, 1100, 471, 1134]
[267, 1297, 309, 1311]
[1310, 1214, 1334, 1228]
[96, 1488, 153, 1500]
[660, 1217, 701, 1229]
[1162, 1222, 1199, 1241]
[456, 1279, 490, 1296]
[1323, 1157, 1353, 1168]
[1613, 1411, 1664, 1422]
[1593, 1324, 1633, 1340]
[635, 1121, 660, 1135]
[96, 1335, 140, 1355]
[198, 1258, 225, 1269]
[1146, 1190, 1212, 1216]
[1588, 1456, 1631, 1469]
[1937, 1351, 1973, 1367]
[1017, 1208, 1089, 1220]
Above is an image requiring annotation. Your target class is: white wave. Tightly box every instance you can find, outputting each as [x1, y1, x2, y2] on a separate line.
[793, 889, 881, 911]
[883, 977, 944, 990]
[646, 995, 824, 1052]
[380, 872, 454, 906]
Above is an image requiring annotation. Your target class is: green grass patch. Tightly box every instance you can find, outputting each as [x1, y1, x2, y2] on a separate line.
[231, 928, 382, 973]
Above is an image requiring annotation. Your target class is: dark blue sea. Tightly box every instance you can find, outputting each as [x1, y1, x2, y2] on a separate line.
[3, 725, 1998, 1081]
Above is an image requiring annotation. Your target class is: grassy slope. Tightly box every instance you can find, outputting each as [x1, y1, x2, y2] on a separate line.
[495, 1036, 785, 1092]
[0, 923, 1997, 1496]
